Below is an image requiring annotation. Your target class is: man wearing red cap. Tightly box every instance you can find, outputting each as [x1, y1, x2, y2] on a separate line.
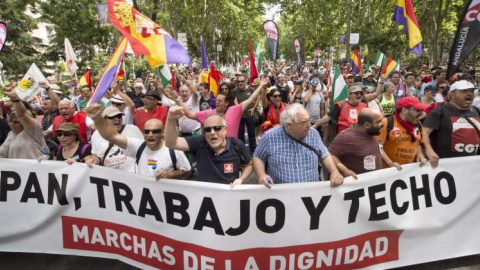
[378, 96, 428, 170]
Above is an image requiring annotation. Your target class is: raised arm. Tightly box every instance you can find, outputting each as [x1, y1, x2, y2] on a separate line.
[39, 82, 61, 106]
[164, 106, 190, 151]
[112, 81, 136, 113]
[241, 77, 269, 112]
[2, 87, 38, 132]
[364, 76, 384, 102]
[85, 104, 128, 149]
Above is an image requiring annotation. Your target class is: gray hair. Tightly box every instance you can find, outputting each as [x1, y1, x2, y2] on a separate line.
[280, 103, 305, 126]
[205, 113, 227, 126]
[383, 82, 394, 92]
[59, 98, 76, 109]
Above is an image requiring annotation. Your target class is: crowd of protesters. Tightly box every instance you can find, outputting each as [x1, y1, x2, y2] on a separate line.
[1, 60, 479, 188]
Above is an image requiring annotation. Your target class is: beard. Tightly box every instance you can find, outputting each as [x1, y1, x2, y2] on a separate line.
[366, 126, 382, 136]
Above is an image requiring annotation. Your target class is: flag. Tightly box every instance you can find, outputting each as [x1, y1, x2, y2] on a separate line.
[248, 39, 258, 84]
[331, 65, 349, 106]
[393, 0, 423, 55]
[254, 42, 264, 74]
[159, 64, 172, 87]
[382, 58, 398, 77]
[209, 63, 220, 97]
[374, 51, 386, 67]
[88, 37, 128, 106]
[65, 38, 78, 76]
[0, 22, 7, 54]
[107, 0, 190, 68]
[79, 70, 93, 87]
[201, 37, 208, 70]
[171, 71, 177, 91]
[395, 59, 401, 71]
[364, 61, 371, 73]
[116, 69, 125, 80]
[15, 63, 48, 101]
[446, 0, 480, 79]
[263, 20, 279, 66]
[294, 38, 301, 70]
[348, 48, 362, 74]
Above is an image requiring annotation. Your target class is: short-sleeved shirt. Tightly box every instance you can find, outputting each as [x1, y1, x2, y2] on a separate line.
[126, 138, 191, 180]
[185, 136, 251, 184]
[329, 126, 382, 174]
[232, 87, 254, 118]
[179, 96, 201, 133]
[254, 126, 329, 183]
[378, 117, 423, 166]
[0, 122, 48, 159]
[134, 106, 168, 131]
[195, 104, 243, 138]
[91, 125, 144, 172]
[423, 103, 480, 158]
[276, 83, 290, 104]
[302, 91, 325, 122]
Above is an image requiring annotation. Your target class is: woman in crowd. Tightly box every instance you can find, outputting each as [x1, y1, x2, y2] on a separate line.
[260, 87, 287, 132]
[0, 87, 48, 159]
[379, 82, 395, 116]
[54, 122, 92, 164]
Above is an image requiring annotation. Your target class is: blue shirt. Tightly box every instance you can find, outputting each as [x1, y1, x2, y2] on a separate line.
[254, 126, 329, 183]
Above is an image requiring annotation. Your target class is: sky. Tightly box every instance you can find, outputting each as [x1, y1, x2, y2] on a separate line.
[265, 3, 281, 21]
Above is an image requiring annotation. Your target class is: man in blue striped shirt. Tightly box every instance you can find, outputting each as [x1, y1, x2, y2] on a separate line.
[253, 103, 344, 187]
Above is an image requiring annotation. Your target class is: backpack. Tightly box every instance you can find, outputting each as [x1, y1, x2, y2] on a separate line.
[135, 142, 178, 171]
[101, 125, 125, 166]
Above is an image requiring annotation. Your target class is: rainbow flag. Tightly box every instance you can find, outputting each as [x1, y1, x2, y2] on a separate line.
[393, 0, 422, 55]
[87, 37, 128, 106]
[382, 58, 398, 77]
[348, 48, 362, 74]
[107, 0, 190, 68]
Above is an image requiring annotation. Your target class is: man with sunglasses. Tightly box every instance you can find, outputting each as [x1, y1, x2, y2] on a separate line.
[87, 104, 191, 180]
[86, 106, 143, 172]
[165, 107, 252, 187]
[233, 75, 258, 152]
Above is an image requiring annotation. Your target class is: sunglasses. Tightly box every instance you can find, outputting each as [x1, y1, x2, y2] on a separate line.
[352, 92, 364, 95]
[111, 102, 124, 106]
[203, 125, 225, 133]
[56, 131, 74, 137]
[272, 94, 282, 98]
[143, 128, 162, 134]
[429, 89, 437, 93]
[106, 114, 122, 120]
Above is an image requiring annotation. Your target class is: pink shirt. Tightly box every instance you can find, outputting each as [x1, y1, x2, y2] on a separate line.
[195, 104, 243, 138]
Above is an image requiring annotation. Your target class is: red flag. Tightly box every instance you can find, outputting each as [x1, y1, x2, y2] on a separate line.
[79, 70, 93, 88]
[171, 71, 176, 91]
[209, 63, 220, 97]
[248, 39, 258, 84]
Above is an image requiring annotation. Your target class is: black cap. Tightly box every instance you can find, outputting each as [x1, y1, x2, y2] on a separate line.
[145, 90, 161, 100]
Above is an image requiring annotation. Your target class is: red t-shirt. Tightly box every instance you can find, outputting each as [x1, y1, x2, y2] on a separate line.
[134, 106, 168, 131]
[52, 111, 88, 142]
[335, 101, 367, 133]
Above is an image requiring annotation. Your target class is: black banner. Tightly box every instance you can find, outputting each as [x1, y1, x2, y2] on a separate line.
[447, 0, 480, 79]
[263, 20, 279, 67]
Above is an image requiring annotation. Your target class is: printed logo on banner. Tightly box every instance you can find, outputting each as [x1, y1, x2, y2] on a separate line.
[451, 116, 480, 153]
[224, 163, 233, 173]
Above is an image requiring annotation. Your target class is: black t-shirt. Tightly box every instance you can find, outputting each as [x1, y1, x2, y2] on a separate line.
[185, 136, 251, 184]
[423, 103, 480, 158]
[199, 96, 211, 111]
[0, 118, 10, 146]
[56, 142, 92, 162]
[127, 92, 144, 108]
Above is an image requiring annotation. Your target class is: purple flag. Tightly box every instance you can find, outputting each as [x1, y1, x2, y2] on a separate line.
[201, 37, 208, 70]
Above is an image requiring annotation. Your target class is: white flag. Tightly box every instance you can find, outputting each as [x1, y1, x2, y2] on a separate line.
[15, 63, 47, 101]
[65, 38, 78, 76]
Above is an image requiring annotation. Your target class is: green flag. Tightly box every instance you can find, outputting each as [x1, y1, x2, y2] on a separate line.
[364, 60, 371, 73]
[374, 51, 387, 67]
[331, 65, 349, 106]
[159, 64, 172, 87]
[254, 42, 264, 74]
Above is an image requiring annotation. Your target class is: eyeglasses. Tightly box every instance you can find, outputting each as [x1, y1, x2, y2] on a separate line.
[111, 102, 124, 106]
[56, 131, 74, 137]
[143, 128, 163, 134]
[203, 125, 225, 133]
[272, 94, 282, 98]
[429, 90, 437, 93]
[352, 92, 364, 96]
[297, 120, 311, 127]
[106, 114, 122, 120]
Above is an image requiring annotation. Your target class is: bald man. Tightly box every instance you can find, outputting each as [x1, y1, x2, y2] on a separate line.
[86, 104, 191, 180]
[328, 108, 384, 179]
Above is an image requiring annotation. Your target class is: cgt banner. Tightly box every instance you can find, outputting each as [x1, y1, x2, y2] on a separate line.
[0, 157, 480, 269]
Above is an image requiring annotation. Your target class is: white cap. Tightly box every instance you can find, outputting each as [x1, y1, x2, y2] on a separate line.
[110, 94, 125, 104]
[449, 80, 477, 92]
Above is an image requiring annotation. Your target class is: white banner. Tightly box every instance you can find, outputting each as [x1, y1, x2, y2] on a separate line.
[1, 157, 480, 269]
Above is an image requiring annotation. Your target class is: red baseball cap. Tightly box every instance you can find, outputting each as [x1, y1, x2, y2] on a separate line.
[397, 97, 429, 110]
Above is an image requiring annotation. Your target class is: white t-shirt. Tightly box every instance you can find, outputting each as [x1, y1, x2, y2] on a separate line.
[91, 125, 143, 173]
[126, 138, 191, 180]
[123, 106, 134, 125]
[179, 96, 201, 133]
[302, 90, 325, 122]
[161, 94, 177, 106]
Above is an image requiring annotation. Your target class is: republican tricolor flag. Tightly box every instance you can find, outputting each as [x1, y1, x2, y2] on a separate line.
[107, 0, 190, 67]
[87, 37, 128, 106]
[348, 48, 362, 74]
[393, 0, 423, 55]
[382, 58, 398, 77]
